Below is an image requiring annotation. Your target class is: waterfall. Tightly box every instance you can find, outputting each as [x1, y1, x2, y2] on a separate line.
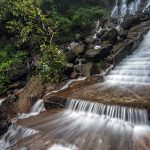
[105, 31, 150, 85]
[0, 124, 38, 149]
[111, 0, 147, 18]
[120, 0, 127, 17]
[17, 99, 45, 120]
[40, 99, 150, 150]
[67, 99, 148, 124]
[0, 100, 45, 149]
[143, 0, 150, 12]
[111, 0, 119, 17]
[129, 0, 142, 14]
[93, 20, 102, 39]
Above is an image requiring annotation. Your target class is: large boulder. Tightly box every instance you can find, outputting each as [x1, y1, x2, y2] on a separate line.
[65, 50, 76, 62]
[84, 44, 113, 60]
[121, 14, 140, 30]
[118, 30, 128, 39]
[72, 42, 85, 56]
[74, 62, 98, 77]
[101, 28, 118, 44]
[121, 12, 150, 30]
[84, 36, 96, 45]
[16, 76, 45, 113]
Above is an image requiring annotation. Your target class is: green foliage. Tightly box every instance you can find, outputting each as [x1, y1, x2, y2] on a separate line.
[51, 7, 106, 42]
[39, 44, 66, 82]
[0, 0, 55, 47]
[52, 11, 74, 42]
[72, 7, 105, 33]
[0, 45, 28, 94]
[96, 61, 106, 70]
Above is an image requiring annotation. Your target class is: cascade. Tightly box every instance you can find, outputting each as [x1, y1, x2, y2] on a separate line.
[67, 99, 148, 124]
[41, 99, 150, 150]
[0, 124, 38, 149]
[111, 0, 119, 17]
[129, 0, 142, 14]
[111, 0, 147, 18]
[105, 31, 150, 85]
[17, 99, 45, 120]
[120, 0, 127, 17]
[93, 20, 102, 39]
[0, 100, 44, 149]
[143, 0, 150, 12]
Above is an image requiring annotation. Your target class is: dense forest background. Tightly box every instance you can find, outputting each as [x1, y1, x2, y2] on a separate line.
[0, 0, 120, 95]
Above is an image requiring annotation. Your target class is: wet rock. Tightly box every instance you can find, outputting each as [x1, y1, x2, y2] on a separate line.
[65, 50, 76, 62]
[84, 44, 113, 59]
[97, 29, 106, 38]
[74, 62, 98, 77]
[74, 64, 82, 73]
[101, 28, 118, 44]
[64, 63, 74, 77]
[118, 30, 128, 39]
[75, 33, 82, 42]
[84, 36, 95, 45]
[45, 96, 67, 109]
[72, 42, 85, 56]
[70, 71, 79, 79]
[121, 14, 140, 30]
[16, 76, 45, 113]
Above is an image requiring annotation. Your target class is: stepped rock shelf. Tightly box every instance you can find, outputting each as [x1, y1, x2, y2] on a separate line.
[45, 30, 150, 110]
[45, 77, 150, 109]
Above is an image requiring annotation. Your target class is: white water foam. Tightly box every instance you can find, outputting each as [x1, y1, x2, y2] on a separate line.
[48, 144, 78, 150]
[0, 98, 5, 106]
[34, 99, 150, 150]
[105, 31, 150, 85]
[0, 124, 38, 150]
[16, 99, 45, 120]
[46, 77, 86, 96]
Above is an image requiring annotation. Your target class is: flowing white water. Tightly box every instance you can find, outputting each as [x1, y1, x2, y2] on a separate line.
[66, 99, 148, 124]
[46, 77, 86, 96]
[0, 124, 38, 150]
[120, 0, 128, 17]
[33, 99, 150, 150]
[111, 0, 119, 17]
[105, 31, 150, 85]
[16, 99, 45, 120]
[93, 20, 103, 39]
[48, 144, 78, 150]
[0, 98, 5, 106]
[129, 0, 142, 14]
[143, 0, 150, 12]
[0, 100, 45, 149]
[112, 0, 147, 18]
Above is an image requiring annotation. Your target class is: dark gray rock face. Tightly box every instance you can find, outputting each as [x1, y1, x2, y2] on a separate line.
[101, 28, 118, 43]
[65, 50, 76, 62]
[121, 12, 150, 30]
[84, 44, 113, 60]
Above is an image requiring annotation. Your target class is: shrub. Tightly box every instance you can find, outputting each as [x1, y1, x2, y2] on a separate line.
[38, 44, 66, 82]
[0, 45, 28, 94]
[71, 7, 106, 33]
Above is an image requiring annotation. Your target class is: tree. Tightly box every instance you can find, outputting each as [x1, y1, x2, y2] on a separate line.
[0, 0, 66, 92]
[0, 0, 55, 47]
